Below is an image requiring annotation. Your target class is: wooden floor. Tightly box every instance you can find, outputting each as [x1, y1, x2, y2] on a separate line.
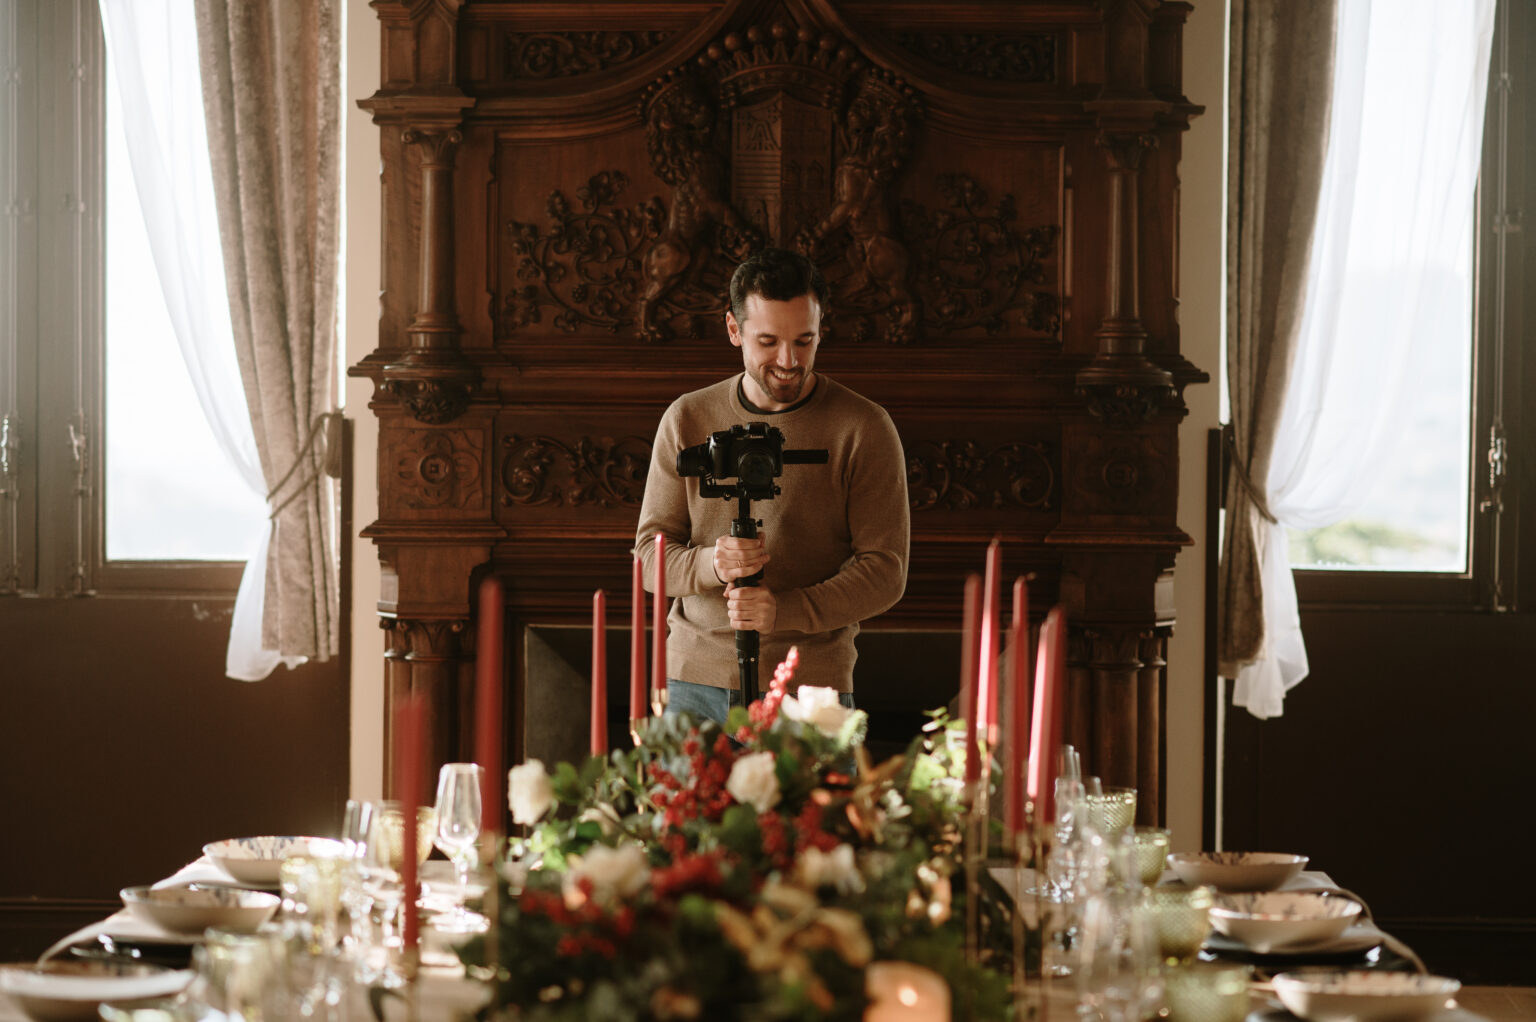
[1456, 987, 1536, 1021]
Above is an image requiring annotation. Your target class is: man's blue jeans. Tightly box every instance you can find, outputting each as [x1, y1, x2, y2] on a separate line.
[665, 679, 855, 728]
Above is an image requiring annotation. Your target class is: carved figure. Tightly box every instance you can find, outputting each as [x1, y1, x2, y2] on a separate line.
[796, 79, 920, 343]
[638, 76, 762, 342]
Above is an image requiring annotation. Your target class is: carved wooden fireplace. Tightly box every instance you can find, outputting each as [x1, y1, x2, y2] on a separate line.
[353, 0, 1206, 826]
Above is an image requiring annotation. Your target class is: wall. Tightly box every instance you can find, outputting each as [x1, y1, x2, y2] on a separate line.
[345, 0, 384, 801]
[1167, 0, 1225, 850]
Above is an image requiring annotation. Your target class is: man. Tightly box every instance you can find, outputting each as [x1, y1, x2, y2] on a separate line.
[635, 247, 910, 725]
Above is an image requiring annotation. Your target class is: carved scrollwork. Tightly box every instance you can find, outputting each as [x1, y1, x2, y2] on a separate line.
[1097, 131, 1160, 173]
[381, 376, 473, 425]
[384, 617, 467, 662]
[501, 171, 661, 336]
[1073, 433, 1172, 513]
[899, 174, 1060, 338]
[501, 31, 673, 79]
[906, 439, 1055, 512]
[1075, 380, 1170, 427]
[891, 33, 1057, 84]
[389, 429, 484, 510]
[401, 128, 462, 167]
[500, 434, 652, 509]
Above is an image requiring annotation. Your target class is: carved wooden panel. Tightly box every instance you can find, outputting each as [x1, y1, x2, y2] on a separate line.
[356, 0, 1208, 822]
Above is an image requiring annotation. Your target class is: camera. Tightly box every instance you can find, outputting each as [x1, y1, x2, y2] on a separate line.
[675, 422, 827, 500]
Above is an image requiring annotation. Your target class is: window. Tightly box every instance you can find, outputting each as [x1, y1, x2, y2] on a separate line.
[1285, 0, 1522, 610]
[0, 0, 259, 595]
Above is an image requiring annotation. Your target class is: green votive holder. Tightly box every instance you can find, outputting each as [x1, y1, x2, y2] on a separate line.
[1084, 786, 1137, 836]
[1132, 827, 1172, 886]
[1144, 884, 1214, 961]
[1163, 963, 1251, 1022]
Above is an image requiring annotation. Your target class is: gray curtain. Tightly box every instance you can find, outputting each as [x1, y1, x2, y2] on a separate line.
[1219, 1, 1339, 678]
[194, 0, 341, 663]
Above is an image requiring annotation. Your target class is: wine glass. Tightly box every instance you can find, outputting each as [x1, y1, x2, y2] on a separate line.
[358, 800, 407, 987]
[432, 763, 485, 934]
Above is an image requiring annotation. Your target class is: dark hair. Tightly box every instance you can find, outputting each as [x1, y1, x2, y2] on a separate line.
[728, 248, 830, 324]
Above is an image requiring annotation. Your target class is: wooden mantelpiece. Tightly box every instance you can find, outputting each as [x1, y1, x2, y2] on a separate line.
[352, 0, 1206, 825]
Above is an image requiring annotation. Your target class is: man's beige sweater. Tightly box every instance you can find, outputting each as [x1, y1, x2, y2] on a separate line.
[635, 374, 909, 693]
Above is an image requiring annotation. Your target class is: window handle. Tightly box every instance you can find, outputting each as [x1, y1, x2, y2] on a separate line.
[1479, 423, 1507, 514]
[0, 414, 17, 494]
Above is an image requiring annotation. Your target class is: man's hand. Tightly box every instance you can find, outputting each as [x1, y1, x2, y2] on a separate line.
[713, 534, 769, 584]
[726, 583, 777, 633]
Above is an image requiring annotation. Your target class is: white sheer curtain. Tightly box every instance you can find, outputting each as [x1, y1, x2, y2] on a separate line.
[1234, 0, 1496, 718]
[98, 0, 303, 680]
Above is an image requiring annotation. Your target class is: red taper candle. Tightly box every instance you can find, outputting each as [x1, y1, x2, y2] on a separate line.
[474, 575, 504, 832]
[652, 533, 667, 713]
[394, 692, 425, 954]
[978, 538, 1002, 743]
[1027, 607, 1066, 823]
[958, 573, 982, 787]
[591, 589, 608, 756]
[630, 556, 646, 729]
[1005, 576, 1031, 836]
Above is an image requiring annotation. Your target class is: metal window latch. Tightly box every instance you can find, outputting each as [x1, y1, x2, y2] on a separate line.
[0, 414, 17, 495]
[1480, 423, 1507, 514]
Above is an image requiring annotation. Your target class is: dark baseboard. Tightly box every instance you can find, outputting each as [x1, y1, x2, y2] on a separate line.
[0, 897, 120, 960]
[1377, 916, 1536, 986]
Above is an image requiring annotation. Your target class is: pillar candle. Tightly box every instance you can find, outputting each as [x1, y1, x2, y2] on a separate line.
[474, 575, 504, 833]
[591, 589, 607, 757]
[978, 538, 1002, 743]
[394, 692, 425, 954]
[652, 533, 667, 713]
[1004, 576, 1031, 836]
[958, 574, 981, 787]
[629, 556, 646, 729]
[1027, 607, 1066, 822]
[864, 961, 951, 1022]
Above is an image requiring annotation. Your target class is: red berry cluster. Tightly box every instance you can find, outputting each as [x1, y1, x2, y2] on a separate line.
[650, 849, 725, 900]
[520, 881, 635, 960]
[794, 801, 842, 853]
[737, 648, 799, 743]
[648, 730, 739, 836]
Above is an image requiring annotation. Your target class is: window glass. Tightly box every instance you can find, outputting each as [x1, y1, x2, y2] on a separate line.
[103, 43, 265, 561]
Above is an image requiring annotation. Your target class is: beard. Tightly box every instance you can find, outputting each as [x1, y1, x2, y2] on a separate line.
[750, 365, 808, 405]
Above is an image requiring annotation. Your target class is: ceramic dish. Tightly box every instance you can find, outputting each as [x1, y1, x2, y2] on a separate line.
[1273, 970, 1460, 1021]
[119, 885, 280, 935]
[1202, 922, 1383, 960]
[0, 960, 191, 1022]
[1166, 851, 1309, 892]
[1209, 891, 1361, 952]
[201, 836, 345, 886]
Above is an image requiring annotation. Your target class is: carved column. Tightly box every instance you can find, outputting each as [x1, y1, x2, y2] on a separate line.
[1137, 629, 1169, 826]
[381, 128, 478, 425]
[1075, 131, 1174, 423]
[383, 617, 469, 798]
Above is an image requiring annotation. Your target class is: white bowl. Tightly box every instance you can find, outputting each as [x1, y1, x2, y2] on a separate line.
[120, 885, 281, 935]
[1167, 851, 1309, 892]
[1273, 970, 1460, 1021]
[202, 836, 345, 886]
[0, 961, 191, 1022]
[1209, 892, 1362, 952]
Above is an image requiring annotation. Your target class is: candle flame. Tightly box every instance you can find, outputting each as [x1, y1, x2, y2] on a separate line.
[898, 986, 918, 1007]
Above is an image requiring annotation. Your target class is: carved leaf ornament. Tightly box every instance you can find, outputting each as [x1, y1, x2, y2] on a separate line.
[500, 434, 652, 509]
[495, 21, 1060, 344]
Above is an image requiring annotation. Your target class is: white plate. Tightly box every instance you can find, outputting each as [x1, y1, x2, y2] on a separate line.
[120, 885, 280, 935]
[1167, 851, 1309, 892]
[1210, 892, 1362, 953]
[202, 836, 345, 886]
[1204, 921, 1383, 958]
[1273, 970, 1460, 1021]
[0, 961, 191, 1022]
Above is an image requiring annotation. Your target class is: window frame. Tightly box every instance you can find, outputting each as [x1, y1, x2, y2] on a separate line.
[1292, 0, 1528, 614]
[3, 0, 248, 599]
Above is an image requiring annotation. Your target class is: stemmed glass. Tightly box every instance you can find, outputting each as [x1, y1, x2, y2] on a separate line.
[358, 800, 408, 987]
[432, 763, 485, 934]
[338, 799, 376, 976]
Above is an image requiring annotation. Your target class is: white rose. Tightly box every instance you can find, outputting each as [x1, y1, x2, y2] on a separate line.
[508, 759, 554, 825]
[726, 751, 781, 813]
[798, 843, 864, 895]
[567, 843, 649, 906]
[781, 686, 853, 736]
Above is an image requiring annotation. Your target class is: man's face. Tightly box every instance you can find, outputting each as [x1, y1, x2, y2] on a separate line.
[727, 292, 822, 411]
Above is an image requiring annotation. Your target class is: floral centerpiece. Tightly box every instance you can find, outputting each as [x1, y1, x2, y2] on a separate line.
[466, 651, 1021, 1022]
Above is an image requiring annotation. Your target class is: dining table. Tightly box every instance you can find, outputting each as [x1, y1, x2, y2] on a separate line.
[0, 852, 1519, 1022]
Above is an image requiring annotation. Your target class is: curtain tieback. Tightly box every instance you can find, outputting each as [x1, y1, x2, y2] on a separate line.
[1223, 425, 1279, 524]
[267, 412, 344, 519]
